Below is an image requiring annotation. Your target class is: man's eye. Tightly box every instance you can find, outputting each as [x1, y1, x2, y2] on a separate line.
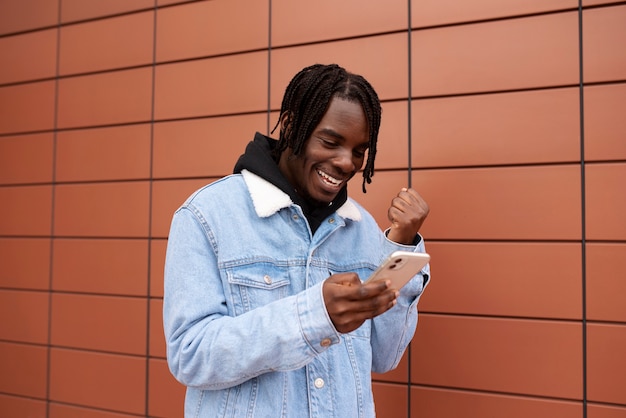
[320, 138, 337, 147]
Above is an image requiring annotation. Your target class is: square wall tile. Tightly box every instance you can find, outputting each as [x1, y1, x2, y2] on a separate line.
[56, 124, 151, 182]
[412, 88, 580, 167]
[0, 29, 57, 84]
[152, 114, 266, 179]
[584, 84, 626, 161]
[587, 404, 626, 418]
[413, 165, 582, 240]
[586, 163, 626, 240]
[50, 403, 140, 418]
[49, 348, 146, 414]
[60, 0, 153, 23]
[412, 12, 578, 96]
[0, 394, 46, 417]
[587, 324, 626, 405]
[420, 242, 582, 319]
[271, 34, 408, 107]
[583, 5, 626, 83]
[51, 293, 146, 355]
[52, 238, 149, 296]
[0, 0, 59, 35]
[411, 315, 583, 399]
[0, 81, 56, 134]
[0, 238, 50, 290]
[272, 0, 406, 47]
[0, 342, 47, 398]
[150, 238, 167, 298]
[375, 101, 410, 171]
[0, 290, 49, 344]
[0, 133, 54, 184]
[149, 298, 165, 358]
[372, 382, 408, 418]
[54, 182, 150, 238]
[148, 358, 186, 418]
[0, 185, 52, 236]
[154, 52, 268, 120]
[586, 243, 626, 322]
[411, 386, 581, 418]
[157, 0, 194, 5]
[59, 12, 154, 75]
[412, 0, 576, 27]
[156, 0, 268, 62]
[57, 68, 153, 129]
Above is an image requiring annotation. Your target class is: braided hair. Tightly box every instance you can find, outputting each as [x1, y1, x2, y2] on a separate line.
[272, 64, 382, 193]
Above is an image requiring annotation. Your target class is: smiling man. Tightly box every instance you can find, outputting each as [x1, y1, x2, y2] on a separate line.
[163, 63, 430, 417]
[278, 97, 368, 207]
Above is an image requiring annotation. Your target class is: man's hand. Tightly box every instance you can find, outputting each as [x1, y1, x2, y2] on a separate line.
[322, 273, 398, 334]
[387, 188, 429, 245]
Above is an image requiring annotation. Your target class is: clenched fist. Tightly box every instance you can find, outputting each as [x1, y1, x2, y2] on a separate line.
[387, 188, 429, 245]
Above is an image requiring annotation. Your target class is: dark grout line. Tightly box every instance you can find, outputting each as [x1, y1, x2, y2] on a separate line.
[143, 5, 159, 415]
[578, 2, 589, 417]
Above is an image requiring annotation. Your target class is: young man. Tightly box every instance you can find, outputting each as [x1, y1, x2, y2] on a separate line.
[163, 63, 430, 417]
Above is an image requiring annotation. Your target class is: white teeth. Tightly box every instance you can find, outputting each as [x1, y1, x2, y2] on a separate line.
[318, 170, 341, 186]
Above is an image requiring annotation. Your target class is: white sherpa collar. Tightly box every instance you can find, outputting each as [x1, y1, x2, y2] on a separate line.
[241, 169, 362, 221]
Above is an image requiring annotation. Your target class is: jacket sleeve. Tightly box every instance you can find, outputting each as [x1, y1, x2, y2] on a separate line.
[369, 233, 430, 373]
[163, 207, 341, 390]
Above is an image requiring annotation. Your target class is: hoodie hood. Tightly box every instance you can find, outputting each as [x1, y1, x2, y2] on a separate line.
[233, 132, 352, 233]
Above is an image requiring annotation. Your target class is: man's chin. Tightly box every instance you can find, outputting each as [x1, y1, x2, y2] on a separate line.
[304, 192, 335, 208]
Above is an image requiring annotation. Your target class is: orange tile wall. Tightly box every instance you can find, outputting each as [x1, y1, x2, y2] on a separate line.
[0, 0, 625, 417]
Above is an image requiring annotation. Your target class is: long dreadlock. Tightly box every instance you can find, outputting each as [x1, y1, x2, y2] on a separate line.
[271, 64, 382, 193]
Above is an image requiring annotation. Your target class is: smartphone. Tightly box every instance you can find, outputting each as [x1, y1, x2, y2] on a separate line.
[365, 251, 430, 290]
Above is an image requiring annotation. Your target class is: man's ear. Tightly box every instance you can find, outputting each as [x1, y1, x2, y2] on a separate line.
[279, 111, 292, 140]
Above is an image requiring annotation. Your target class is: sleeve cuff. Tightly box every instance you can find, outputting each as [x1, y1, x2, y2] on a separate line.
[296, 282, 341, 353]
[383, 229, 424, 248]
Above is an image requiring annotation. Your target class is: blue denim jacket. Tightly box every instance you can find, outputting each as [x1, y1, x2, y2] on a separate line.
[163, 170, 430, 418]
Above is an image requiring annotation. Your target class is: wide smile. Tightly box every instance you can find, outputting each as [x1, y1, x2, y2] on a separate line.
[317, 169, 343, 188]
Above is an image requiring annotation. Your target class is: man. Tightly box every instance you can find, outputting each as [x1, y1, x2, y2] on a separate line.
[163, 63, 430, 417]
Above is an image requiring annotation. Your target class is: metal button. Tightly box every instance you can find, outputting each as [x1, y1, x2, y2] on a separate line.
[263, 275, 272, 284]
[328, 218, 335, 224]
[320, 338, 331, 347]
[314, 378, 325, 389]
[292, 214, 299, 220]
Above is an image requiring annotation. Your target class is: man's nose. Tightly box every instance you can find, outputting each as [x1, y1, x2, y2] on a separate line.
[334, 149, 356, 173]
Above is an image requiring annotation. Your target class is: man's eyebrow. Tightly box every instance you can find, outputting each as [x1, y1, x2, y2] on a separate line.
[317, 128, 344, 140]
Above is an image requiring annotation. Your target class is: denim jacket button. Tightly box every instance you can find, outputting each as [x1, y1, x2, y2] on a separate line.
[320, 338, 331, 347]
[328, 218, 335, 224]
[263, 275, 272, 284]
[314, 378, 325, 389]
[292, 214, 299, 220]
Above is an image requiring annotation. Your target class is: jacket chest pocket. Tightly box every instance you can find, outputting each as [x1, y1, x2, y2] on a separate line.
[226, 264, 291, 315]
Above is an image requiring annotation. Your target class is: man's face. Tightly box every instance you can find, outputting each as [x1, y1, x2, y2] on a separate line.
[278, 97, 370, 206]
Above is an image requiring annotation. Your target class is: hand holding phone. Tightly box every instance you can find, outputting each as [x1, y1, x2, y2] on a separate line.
[365, 251, 430, 290]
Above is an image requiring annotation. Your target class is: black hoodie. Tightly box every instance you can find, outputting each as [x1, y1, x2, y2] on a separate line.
[233, 132, 348, 234]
